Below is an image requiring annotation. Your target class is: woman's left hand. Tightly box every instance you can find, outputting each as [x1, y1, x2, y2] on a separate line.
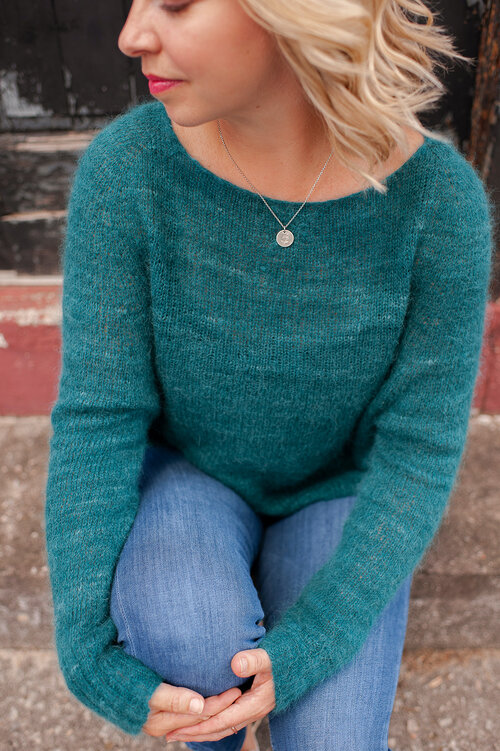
[164, 648, 276, 743]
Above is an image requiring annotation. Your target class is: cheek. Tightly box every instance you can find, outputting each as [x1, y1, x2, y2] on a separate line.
[164, 13, 275, 91]
[207, 34, 275, 90]
[207, 5, 275, 75]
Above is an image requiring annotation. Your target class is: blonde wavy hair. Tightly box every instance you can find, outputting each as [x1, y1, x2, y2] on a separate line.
[236, 0, 475, 193]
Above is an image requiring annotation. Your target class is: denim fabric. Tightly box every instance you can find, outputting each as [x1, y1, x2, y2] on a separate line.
[110, 443, 413, 751]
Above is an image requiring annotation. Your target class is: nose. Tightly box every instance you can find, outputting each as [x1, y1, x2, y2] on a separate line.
[118, 4, 160, 58]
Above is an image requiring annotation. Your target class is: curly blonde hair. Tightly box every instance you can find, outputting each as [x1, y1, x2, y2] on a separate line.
[237, 0, 475, 193]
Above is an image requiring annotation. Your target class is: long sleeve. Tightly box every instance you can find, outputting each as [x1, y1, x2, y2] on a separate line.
[258, 153, 496, 717]
[44, 130, 165, 735]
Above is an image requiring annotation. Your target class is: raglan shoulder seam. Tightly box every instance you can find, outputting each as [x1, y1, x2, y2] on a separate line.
[424, 137, 495, 232]
[73, 101, 156, 191]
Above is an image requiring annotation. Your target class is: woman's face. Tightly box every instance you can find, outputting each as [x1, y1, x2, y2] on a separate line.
[118, 0, 291, 126]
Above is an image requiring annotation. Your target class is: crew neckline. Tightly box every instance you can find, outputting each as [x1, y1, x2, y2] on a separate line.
[160, 103, 432, 209]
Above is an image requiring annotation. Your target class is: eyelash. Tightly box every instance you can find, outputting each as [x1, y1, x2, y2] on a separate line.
[161, 3, 189, 12]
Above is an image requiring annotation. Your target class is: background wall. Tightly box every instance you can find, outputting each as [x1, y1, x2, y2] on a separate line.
[0, 0, 499, 414]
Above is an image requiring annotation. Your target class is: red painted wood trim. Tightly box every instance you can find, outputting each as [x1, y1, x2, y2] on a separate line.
[474, 299, 500, 414]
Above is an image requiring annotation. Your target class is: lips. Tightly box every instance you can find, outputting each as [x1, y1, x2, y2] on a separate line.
[145, 73, 183, 81]
[147, 78, 184, 95]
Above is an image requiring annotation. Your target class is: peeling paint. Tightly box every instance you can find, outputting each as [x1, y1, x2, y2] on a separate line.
[1, 210, 66, 223]
[0, 306, 61, 326]
[0, 69, 54, 118]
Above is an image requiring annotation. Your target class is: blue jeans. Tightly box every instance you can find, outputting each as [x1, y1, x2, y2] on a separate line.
[110, 443, 413, 751]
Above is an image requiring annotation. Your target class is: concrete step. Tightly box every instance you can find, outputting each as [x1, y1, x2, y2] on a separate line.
[2, 646, 499, 750]
[1, 414, 499, 749]
[2, 414, 499, 652]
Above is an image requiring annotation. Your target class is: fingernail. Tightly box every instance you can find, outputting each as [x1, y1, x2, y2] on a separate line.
[190, 698, 204, 713]
[239, 657, 248, 673]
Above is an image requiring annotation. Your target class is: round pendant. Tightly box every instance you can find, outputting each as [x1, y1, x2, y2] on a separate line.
[276, 229, 294, 247]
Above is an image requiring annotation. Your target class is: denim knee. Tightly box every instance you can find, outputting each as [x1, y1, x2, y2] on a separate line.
[110, 441, 265, 704]
[111, 568, 263, 698]
[110, 528, 265, 701]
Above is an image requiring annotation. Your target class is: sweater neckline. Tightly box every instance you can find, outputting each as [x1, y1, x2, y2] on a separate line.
[161, 105, 431, 209]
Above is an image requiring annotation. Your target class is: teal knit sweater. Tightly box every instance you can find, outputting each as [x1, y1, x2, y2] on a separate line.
[44, 99, 495, 735]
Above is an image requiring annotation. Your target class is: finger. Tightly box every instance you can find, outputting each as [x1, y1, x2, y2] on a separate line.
[165, 687, 259, 739]
[191, 686, 243, 717]
[148, 683, 206, 715]
[144, 686, 242, 736]
[167, 727, 248, 743]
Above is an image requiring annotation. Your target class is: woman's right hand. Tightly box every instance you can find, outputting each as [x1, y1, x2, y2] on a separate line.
[142, 681, 243, 740]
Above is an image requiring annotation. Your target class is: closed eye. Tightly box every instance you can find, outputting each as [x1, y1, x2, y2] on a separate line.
[160, 3, 190, 12]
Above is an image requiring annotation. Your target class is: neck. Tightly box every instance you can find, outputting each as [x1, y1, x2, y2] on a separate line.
[204, 108, 334, 198]
[216, 105, 328, 153]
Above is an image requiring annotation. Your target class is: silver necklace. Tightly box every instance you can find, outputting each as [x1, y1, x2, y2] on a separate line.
[216, 120, 334, 247]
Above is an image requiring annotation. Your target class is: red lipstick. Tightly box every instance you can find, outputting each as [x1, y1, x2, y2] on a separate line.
[145, 74, 185, 95]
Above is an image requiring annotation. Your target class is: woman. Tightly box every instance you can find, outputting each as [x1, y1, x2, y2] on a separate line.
[44, 0, 495, 749]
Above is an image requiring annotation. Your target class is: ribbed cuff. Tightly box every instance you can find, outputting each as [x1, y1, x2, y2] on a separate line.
[61, 641, 165, 735]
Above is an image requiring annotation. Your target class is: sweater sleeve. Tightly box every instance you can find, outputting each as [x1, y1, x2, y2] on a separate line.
[44, 132, 166, 735]
[257, 151, 495, 717]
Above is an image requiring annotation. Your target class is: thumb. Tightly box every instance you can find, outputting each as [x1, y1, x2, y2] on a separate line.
[231, 648, 271, 677]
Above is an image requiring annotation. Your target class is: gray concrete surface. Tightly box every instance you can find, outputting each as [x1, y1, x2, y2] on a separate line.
[1, 414, 499, 750]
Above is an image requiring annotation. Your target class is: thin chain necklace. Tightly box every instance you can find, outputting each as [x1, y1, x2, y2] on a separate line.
[216, 119, 334, 247]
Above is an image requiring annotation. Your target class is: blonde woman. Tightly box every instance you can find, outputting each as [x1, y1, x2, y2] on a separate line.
[44, 0, 495, 750]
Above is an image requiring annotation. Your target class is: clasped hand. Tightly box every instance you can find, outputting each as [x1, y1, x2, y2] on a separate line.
[142, 648, 276, 743]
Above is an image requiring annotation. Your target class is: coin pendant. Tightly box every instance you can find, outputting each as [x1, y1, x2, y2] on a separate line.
[276, 229, 294, 247]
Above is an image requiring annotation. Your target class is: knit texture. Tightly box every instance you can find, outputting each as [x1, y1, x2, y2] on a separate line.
[45, 99, 495, 735]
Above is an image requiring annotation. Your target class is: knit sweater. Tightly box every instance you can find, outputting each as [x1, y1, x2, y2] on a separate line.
[44, 99, 495, 736]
